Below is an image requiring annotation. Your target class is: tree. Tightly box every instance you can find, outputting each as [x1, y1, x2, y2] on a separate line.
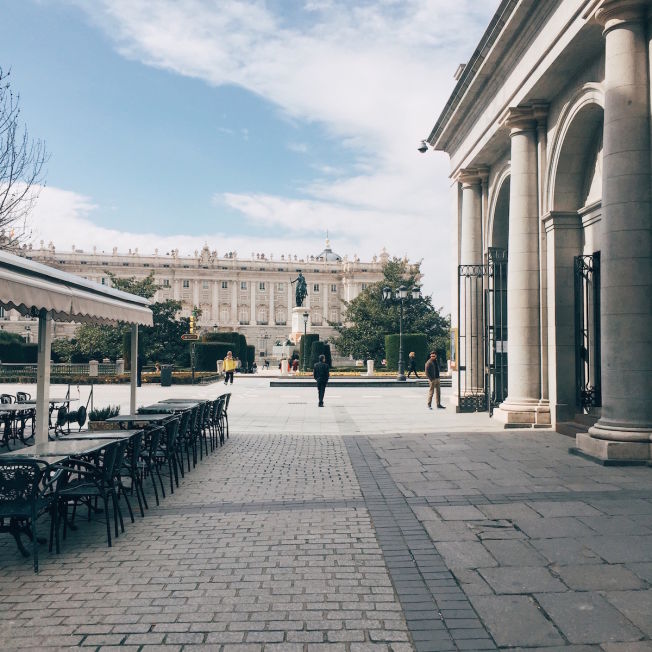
[0, 68, 48, 248]
[332, 258, 450, 364]
[55, 272, 191, 367]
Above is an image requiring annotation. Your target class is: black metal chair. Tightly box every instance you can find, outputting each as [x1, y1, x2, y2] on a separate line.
[0, 458, 60, 572]
[16, 392, 31, 403]
[120, 431, 147, 517]
[174, 410, 191, 477]
[139, 426, 165, 505]
[155, 417, 181, 495]
[222, 393, 231, 440]
[55, 442, 120, 547]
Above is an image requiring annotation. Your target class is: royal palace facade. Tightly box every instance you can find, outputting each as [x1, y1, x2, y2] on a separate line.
[428, 0, 652, 461]
[0, 240, 388, 357]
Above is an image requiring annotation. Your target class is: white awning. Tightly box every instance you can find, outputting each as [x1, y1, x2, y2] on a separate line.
[0, 250, 153, 326]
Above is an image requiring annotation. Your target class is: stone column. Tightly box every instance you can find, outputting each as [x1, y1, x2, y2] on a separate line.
[458, 169, 484, 393]
[269, 282, 275, 326]
[231, 281, 238, 326]
[250, 282, 256, 324]
[534, 104, 550, 405]
[580, 0, 652, 460]
[192, 280, 200, 308]
[545, 212, 583, 425]
[212, 281, 219, 323]
[495, 107, 549, 426]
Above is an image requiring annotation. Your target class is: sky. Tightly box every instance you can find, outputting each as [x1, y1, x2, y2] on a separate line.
[2, 0, 500, 311]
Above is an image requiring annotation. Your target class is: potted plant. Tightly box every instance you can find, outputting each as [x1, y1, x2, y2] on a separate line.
[88, 405, 121, 431]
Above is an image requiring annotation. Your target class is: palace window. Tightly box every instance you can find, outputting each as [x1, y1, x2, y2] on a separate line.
[221, 281, 228, 289]
[182, 280, 190, 289]
[202, 280, 209, 289]
[162, 278, 170, 287]
[220, 305, 230, 323]
[361, 283, 367, 290]
[331, 284, 337, 293]
[277, 282, 285, 291]
[240, 281, 247, 290]
[313, 284, 320, 293]
[259, 282, 265, 291]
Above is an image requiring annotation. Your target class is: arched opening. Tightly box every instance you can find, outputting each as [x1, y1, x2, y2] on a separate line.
[549, 100, 604, 419]
[552, 104, 603, 213]
[487, 175, 510, 410]
[491, 178, 510, 250]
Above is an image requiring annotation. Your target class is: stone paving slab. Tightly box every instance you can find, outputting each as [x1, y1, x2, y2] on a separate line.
[2, 380, 652, 650]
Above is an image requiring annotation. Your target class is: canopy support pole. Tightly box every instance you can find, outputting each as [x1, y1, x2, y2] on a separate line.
[130, 324, 138, 414]
[35, 310, 52, 445]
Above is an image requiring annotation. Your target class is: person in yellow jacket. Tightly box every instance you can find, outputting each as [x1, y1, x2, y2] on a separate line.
[223, 350, 237, 385]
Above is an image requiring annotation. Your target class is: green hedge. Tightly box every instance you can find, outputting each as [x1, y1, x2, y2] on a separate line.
[246, 344, 255, 370]
[310, 341, 332, 368]
[0, 342, 38, 363]
[202, 331, 247, 360]
[384, 333, 428, 372]
[299, 334, 319, 370]
[195, 342, 233, 371]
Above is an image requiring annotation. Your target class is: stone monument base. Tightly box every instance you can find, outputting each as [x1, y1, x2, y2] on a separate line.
[289, 307, 311, 345]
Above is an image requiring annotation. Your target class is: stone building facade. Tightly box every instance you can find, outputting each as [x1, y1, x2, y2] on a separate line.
[1, 240, 388, 357]
[428, 0, 652, 461]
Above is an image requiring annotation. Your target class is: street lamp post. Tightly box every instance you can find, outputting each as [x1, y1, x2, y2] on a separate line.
[383, 284, 421, 382]
[302, 311, 309, 371]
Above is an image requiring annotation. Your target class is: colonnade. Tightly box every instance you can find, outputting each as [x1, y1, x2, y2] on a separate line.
[456, 0, 652, 457]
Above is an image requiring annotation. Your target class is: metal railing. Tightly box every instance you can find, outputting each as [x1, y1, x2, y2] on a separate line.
[0, 362, 119, 377]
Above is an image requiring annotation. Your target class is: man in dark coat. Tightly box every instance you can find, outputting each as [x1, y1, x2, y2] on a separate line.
[425, 351, 445, 409]
[313, 354, 330, 407]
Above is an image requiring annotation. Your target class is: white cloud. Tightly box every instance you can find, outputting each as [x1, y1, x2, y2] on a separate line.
[53, 0, 500, 308]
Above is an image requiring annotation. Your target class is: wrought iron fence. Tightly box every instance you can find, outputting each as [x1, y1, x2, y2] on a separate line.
[0, 362, 119, 378]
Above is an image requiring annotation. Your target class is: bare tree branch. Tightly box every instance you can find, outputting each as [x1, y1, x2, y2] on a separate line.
[0, 67, 48, 250]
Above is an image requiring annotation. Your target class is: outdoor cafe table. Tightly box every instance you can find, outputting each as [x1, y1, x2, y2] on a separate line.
[158, 398, 205, 403]
[138, 403, 197, 414]
[0, 438, 112, 459]
[0, 403, 37, 447]
[60, 429, 142, 441]
[106, 413, 173, 428]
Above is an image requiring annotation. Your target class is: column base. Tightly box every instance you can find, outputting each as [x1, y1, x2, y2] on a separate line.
[493, 401, 551, 428]
[574, 432, 651, 464]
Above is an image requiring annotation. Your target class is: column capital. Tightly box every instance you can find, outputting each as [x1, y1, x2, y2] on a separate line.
[594, 0, 650, 30]
[457, 167, 487, 186]
[502, 106, 538, 135]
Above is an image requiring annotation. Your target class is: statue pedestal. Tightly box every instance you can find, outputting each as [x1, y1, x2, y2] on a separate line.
[289, 307, 311, 345]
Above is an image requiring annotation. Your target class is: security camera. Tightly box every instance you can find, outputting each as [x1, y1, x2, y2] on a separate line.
[417, 140, 428, 153]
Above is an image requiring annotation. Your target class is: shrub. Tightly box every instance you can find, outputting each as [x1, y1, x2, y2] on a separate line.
[246, 344, 255, 371]
[89, 405, 121, 421]
[0, 342, 37, 363]
[384, 333, 428, 371]
[299, 334, 319, 370]
[195, 342, 233, 371]
[310, 341, 332, 368]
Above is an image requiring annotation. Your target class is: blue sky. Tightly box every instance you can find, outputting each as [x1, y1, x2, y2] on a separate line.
[2, 0, 500, 307]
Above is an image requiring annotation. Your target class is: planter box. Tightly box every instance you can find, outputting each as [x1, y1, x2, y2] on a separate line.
[88, 420, 118, 431]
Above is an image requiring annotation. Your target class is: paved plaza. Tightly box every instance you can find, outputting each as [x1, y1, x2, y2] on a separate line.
[1, 378, 652, 651]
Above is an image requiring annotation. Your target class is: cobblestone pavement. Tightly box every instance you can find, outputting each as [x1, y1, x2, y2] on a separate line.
[0, 380, 651, 650]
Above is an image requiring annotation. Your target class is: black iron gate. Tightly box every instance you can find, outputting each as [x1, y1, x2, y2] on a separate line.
[457, 249, 508, 414]
[486, 248, 508, 415]
[457, 263, 487, 412]
[574, 252, 601, 412]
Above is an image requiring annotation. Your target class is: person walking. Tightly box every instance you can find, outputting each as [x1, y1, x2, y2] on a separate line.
[406, 351, 419, 378]
[425, 351, 445, 409]
[223, 350, 237, 385]
[313, 354, 330, 407]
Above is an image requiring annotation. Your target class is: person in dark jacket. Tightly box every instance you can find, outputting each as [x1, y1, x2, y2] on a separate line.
[425, 351, 445, 409]
[406, 351, 419, 378]
[313, 354, 330, 407]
